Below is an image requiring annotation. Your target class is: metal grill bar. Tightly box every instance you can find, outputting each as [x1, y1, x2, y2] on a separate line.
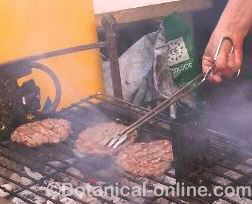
[0, 185, 35, 204]
[0, 144, 91, 203]
[0, 42, 106, 69]
[0, 172, 62, 204]
[0, 137, 136, 203]
[0, 94, 250, 203]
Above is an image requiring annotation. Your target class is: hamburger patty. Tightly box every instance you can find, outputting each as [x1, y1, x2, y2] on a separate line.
[11, 119, 71, 147]
[75, 122, 136, 156]
[116, 140, 173, 177]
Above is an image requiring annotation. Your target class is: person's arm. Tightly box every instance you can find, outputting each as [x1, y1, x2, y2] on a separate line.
[202, 0, 252, 83]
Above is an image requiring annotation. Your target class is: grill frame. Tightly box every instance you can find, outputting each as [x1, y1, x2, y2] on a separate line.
[0, 94, 251, 204]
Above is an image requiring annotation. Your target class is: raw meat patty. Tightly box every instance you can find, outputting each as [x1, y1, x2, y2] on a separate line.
[75, 122, 136, 156]
[11, 119, 71, 147]
[116, 140, 173, 177]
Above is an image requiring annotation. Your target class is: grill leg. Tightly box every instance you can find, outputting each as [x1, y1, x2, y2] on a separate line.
[102, 15, 123, 99]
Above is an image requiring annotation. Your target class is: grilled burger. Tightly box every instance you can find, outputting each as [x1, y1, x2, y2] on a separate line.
[116, 140, 173, 177]
[11, 119, 71, 147]
[75, 122, 136, 156]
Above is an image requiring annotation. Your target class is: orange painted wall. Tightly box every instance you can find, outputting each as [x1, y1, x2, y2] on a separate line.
[0, 0, 104, 109]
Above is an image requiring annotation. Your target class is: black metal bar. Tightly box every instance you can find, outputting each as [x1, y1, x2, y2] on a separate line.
[0, 172, 62, 204]
[0, 185, 35, 204]
[215, 163, 248, 177]
[1, 143, 91, 185]
[0, 149, 64, 198]
[0, 144, 92, 204]
[55, 94, 252, 203]
[203, 168, 238, 184]
[122, 173, 191, 204]
[94, 93, 172, 122]
[196, 175, 242, 204]
[0, 42, 106, 69]
[0, 143, 129, 204]
[102, 15, 123, 99]
[2, 92, 252, 204]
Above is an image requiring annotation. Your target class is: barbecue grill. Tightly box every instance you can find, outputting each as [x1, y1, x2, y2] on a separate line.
[0, 93, 250, 204]
[0, 14, 251, 204]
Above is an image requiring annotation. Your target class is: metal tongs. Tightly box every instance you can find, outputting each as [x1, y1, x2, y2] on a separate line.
[104, 36, 239, 149]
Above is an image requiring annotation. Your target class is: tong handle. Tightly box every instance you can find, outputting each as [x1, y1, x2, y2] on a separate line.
[202, 36, 237, 82]
[115, 38, 237, 140]
[214, 36, 234, 61]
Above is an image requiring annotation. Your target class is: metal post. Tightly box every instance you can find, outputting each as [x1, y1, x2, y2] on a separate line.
[102, 15, 123, 99]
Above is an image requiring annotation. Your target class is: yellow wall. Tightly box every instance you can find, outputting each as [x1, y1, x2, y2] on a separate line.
[0, 0, 104, 109]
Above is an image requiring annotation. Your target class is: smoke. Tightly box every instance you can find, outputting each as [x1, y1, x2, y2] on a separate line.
[203, 79, 252, 148]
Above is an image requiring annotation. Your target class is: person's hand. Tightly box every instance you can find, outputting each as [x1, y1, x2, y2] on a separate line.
[202, 0, 252, 83]
[202, 29, 245, 83]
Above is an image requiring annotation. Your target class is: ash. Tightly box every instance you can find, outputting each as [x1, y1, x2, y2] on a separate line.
[10, 164, 130, 204]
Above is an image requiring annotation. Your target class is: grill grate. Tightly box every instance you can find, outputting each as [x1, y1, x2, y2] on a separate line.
[0, 94, 250, 203]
